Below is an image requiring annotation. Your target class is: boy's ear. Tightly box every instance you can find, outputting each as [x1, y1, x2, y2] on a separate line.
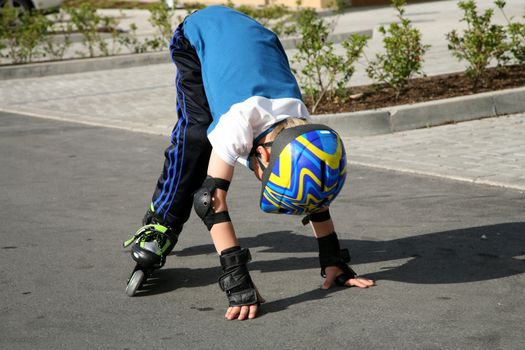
[256, 145, 271, 163]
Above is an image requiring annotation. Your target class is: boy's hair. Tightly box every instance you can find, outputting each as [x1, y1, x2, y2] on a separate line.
[268, 118, 310, 140]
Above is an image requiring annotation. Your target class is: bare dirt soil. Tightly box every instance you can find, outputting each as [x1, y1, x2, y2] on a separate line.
[310, 64, 525, 114]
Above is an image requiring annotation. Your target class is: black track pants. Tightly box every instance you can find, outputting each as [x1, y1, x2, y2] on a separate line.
[150, 23, 213, 227]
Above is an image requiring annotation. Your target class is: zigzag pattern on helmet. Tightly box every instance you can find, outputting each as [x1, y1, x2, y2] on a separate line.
[261, 129, 347, 215]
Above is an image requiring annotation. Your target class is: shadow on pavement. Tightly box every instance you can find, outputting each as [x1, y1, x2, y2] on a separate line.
[133, 222, 525, 305]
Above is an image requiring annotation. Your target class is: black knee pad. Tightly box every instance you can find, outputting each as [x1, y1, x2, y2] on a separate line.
[317, 232, 357, 286]
[193, 176, 231, 231]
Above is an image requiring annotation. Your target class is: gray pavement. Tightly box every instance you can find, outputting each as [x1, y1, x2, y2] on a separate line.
[1, 1, 525, 347]
[1, 112, 524, 349]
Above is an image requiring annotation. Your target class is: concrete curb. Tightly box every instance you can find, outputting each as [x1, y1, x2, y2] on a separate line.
[0, 29, 372, 80]
[3, 86, 523, 140]
[311, 86, 525, 136]
[0, 52, 170, 80]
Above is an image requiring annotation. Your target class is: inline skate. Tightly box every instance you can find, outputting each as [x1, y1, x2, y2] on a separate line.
[123, 222, 180, 296]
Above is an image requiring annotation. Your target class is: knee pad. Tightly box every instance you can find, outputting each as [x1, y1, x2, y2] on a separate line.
[317, 232, 357, 286]
[193, 176, 231, 231]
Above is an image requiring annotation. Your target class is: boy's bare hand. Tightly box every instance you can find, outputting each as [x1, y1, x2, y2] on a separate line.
[222, 267, 374, 320]
[225, 304, 258, 320]
[321, 266, 375, 289]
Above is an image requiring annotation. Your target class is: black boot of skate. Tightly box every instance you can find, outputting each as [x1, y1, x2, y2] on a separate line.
[123, 221, 181, 297]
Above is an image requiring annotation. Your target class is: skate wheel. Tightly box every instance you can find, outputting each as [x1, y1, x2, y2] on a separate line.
[126, 269, 145, 297]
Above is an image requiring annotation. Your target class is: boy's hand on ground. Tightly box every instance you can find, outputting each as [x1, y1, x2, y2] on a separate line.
[321, 266, 375, 289]
[225, 304, 258, 320]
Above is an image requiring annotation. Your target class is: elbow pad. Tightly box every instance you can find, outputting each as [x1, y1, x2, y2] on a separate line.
[193, 176, 231, 231]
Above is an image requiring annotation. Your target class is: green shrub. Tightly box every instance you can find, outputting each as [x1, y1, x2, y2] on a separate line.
[366, 0, 429, 97]
[0, 10, 8, 55]
[0, 7, 50, 64]
[63, 0, 156, 10]
[495, 0, 525, 64]
[446, 0, 507, 89]
[40, 11, 73, 60]
[65, 4, 119, 57]
[183, 2, 207, 12]
[146, 1, 175, 51]
[292, 9, 368, 113]
[118, 22, 148, 54]
[227, 2, 293, 36]
[119, 1, 178, 55]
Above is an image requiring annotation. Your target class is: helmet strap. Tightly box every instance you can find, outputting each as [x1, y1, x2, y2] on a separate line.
[255, 153, 267, 172]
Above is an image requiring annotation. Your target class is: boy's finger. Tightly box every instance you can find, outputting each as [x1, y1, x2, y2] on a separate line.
[361, 278, 375, 286]
[238, 305, 250, 320]
[347, 277, 374, 288]
[347, 278, 367, 288]
[226, 306, 241, 320]
[354, 277, 375, 287]
[248, 304, 258, 319]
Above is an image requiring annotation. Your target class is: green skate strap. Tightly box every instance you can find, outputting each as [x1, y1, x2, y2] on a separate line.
[123, 237, 135, 248]
[122, 224, 174, 249]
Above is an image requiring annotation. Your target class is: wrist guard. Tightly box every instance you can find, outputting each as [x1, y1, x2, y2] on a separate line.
[317, 232, 357, 286]
[218, 247, 262, 307]
[302, 209, 331, 225]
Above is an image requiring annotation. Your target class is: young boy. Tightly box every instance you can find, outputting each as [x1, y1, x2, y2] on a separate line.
[124, 5, 374, 320]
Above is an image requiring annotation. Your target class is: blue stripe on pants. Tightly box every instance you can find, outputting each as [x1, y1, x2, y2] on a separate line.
[150, 22, 213, 226]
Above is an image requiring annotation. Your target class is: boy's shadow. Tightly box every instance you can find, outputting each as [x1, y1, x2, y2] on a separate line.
[134, 222, 525, 313]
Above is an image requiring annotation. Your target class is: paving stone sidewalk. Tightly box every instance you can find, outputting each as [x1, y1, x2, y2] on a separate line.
[1, 62, 524, 191]
[0, 64, 178, 135]
[345, 113, 525, 191]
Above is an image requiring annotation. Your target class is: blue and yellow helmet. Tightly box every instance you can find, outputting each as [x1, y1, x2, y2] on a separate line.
[260, 124, 347, 215]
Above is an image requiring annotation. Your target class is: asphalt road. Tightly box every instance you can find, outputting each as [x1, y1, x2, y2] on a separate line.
[1, 112, 524, 350]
